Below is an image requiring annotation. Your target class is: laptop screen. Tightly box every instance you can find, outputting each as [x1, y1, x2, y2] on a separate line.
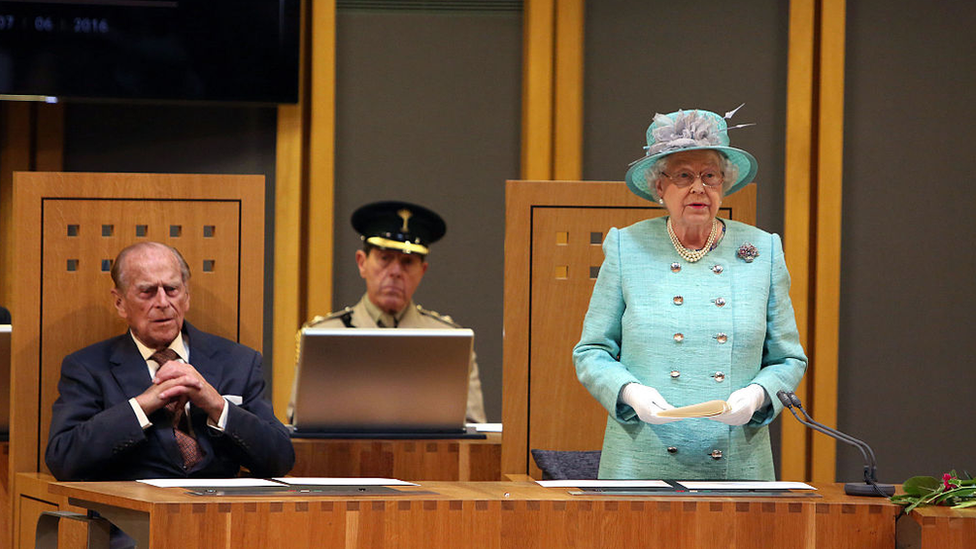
[291, 327, 473, 433]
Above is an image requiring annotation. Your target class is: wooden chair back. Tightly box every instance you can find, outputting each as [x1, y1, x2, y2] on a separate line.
[9, 172, 265, 481]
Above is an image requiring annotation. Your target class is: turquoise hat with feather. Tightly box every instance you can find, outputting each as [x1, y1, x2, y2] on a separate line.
[624, 105, 758, 202]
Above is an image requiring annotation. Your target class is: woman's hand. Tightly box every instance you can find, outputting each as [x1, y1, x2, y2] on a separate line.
[710, 384, 767, 426]
[620, 383, 681, 424]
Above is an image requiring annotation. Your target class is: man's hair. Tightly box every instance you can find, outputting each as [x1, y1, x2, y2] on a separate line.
[111, 242, 192, 290]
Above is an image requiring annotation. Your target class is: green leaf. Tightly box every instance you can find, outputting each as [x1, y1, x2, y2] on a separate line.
[904, 498, 926, 513]
[952, 500, 976, 509]
[902, 476, 942, 497]
[934, 487, 976, 505]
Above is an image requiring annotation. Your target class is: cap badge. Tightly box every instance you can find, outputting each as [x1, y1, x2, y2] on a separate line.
[398, 208, 412, 232]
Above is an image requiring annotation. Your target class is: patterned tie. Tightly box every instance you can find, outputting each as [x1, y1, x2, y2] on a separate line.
[149, 349, 204, 469]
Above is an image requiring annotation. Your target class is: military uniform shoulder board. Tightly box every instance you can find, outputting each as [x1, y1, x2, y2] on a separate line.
[415, 305, 462, 328]
[304, 307, 355, 329]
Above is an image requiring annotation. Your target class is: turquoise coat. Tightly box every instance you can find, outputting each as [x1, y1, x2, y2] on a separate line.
[573, 217, 807, 480]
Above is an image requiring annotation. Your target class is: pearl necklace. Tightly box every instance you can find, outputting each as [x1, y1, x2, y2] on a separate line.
[667, 218, 719, 263]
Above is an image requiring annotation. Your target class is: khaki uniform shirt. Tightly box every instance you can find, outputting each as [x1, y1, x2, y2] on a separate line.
[290, 295, 487, 423]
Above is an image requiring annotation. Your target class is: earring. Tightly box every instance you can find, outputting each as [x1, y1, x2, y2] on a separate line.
[657, 198, 664, 205]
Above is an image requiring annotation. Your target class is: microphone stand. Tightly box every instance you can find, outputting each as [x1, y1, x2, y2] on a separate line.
[777, 391, 894, 497]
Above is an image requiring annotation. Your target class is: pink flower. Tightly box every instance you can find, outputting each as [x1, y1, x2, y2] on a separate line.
[943, 473, 954, 490]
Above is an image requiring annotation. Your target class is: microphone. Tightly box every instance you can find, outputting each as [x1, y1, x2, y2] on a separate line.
[776, 391, 894, 497]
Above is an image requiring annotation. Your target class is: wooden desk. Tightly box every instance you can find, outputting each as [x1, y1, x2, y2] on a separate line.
[42, 476, 899, 549]
[289, 434, 502, 481]
[897, 504, 976, 548]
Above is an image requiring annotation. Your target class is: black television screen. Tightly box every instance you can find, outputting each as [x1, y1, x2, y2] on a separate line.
[0, 0, 300, 104]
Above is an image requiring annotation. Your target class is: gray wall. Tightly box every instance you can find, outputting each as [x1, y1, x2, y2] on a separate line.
[838, 0, 976, 482]
[331, 7, 522, 422]
[582, 0, 789, 234]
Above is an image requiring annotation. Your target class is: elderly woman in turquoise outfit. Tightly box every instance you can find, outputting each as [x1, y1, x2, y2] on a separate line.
[573, 107, 807, 480]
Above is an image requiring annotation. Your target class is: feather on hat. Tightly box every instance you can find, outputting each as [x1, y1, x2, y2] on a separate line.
[624, 106, 758, 202]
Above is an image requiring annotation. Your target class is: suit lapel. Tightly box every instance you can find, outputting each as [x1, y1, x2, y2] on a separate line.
[108, 333, 153, 399]
[184, 322, 220, 387]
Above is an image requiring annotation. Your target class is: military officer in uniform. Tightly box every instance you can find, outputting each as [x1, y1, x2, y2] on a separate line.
[290, 201, 486, 423]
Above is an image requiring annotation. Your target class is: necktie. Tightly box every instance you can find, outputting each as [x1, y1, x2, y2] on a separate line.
[149, 349, 204, 469]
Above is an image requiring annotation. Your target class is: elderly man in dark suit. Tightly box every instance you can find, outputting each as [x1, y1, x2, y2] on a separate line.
[46, 241, 294, 481]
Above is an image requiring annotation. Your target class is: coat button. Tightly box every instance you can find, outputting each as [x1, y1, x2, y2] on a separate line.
[670, 370, 681, 378]
[673, 333, 684, 343]
[673, 296, 684, 305]
[710, 450, 723, 459]
[715, 333, 728, 344]
[712, 372, 726, 382]
[670, 262, 681, 273]
[667, 446, 678, 454]
[713, 297, 726, 307]
[711, 264, 724, 274]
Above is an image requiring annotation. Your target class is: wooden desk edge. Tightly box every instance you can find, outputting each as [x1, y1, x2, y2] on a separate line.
[41, 477, 903, 508]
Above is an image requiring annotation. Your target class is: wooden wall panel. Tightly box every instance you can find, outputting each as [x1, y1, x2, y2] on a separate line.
[811, 0, 847, 482]
[272, 0, 336, 421]
[782, 0, 816, 481]
[521, 0, 555, 179]
[0, 104, 33, 307]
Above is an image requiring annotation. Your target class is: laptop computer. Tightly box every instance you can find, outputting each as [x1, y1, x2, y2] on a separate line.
[0, 325, 11, 437]
[290, 327, 473, 436]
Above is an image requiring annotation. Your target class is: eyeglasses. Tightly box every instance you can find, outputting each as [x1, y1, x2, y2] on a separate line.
[661, 170, 724, 189]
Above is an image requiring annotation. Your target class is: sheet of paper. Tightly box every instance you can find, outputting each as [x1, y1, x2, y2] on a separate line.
[273, 477, 419, 486]
[137, 478, 284, 488]
[655, 400, 730, 418]
[537, 479, 671, 488]
[676, 481, 816, 490]
[467, 422, 502, 432]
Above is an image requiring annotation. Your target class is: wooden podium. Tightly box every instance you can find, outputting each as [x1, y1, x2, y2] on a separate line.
[896, 504, 976, 548]
[290, 434, 502, 482]
[38, 476, 898, 548]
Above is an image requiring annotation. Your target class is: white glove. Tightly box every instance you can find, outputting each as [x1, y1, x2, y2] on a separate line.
[710, 384, 767, 426]
[620, 383, 681, 424]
